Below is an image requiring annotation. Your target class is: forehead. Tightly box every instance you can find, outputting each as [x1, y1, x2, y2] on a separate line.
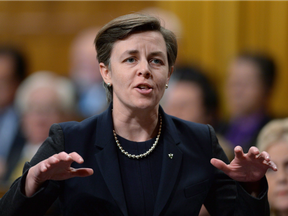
[267, 141, 288, 160]
[229, 59, 260, 78]
[111, 31, 167, 56]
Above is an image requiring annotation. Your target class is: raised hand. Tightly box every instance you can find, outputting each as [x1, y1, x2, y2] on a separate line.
[211, 146, 277, 183]
[25, 152, 94, 197]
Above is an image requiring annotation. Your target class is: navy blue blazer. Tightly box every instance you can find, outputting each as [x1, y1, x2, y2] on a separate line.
[0, 105, 269, 216]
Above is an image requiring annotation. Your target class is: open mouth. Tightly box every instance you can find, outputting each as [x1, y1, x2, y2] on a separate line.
[135, 84, 153, 94]
[137, 84, 152, 90]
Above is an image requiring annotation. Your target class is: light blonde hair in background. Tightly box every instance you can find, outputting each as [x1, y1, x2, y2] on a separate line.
[15, 71, 76, 116]
[257, 118, 288, 152]
[257, 119, 288, 216]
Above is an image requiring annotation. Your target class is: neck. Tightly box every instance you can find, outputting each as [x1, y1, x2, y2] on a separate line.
[112, 102, 160, 142]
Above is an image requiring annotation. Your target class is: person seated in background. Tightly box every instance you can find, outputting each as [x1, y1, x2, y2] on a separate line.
[3, 71, 76, 183]
[0, 46, 27, 181]
[220, 51, 276, 153]
[257, 118, 288, 216]
[163, 66, 232, 216]
[163, 66, 233, 161]
[69, 27, 107, 119]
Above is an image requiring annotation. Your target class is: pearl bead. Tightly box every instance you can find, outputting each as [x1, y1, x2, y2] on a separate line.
[113, 115, 162, 159]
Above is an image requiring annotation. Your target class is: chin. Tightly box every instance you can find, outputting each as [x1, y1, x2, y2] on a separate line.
[134, 103, 158, 111]
[134, 103, 156, 110]
[132, 100, 158, 110]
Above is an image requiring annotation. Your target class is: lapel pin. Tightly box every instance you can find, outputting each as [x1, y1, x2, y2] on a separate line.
[168, 153, 173, 159]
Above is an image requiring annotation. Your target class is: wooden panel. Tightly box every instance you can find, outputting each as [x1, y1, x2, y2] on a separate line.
[266, 2, 288, 117]
[0, 1, 157, 75]
[156, 1, 288, 118]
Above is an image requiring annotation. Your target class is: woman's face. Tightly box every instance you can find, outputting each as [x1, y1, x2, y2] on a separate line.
[226, 59, 266, 117]
[266, 141, 288, 213]
[100, 31, 171, 112]
[164, 81, 208, 124]
[22, 87, 62, 144]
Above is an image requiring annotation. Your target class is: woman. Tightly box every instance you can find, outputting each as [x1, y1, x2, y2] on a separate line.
[0, 13, 276, 216]
[257, 118, 288, 216]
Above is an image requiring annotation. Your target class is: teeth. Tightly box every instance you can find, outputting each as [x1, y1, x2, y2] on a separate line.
[138, 85, 149, 89]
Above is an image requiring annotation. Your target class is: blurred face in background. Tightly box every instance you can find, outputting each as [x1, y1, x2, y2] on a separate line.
[0, 55, 18, 109]
[165, 81, 210, 124]
[70, 28, 101, 90]
[22, 87, 63, 144]
[226, 58, 267, 118]
[266, 141, 288, 215]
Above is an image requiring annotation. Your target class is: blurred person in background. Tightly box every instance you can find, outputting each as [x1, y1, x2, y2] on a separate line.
[3, 71, 76, 183]
[220, 52, 276, 153]
[163, 66, 231, 216]
[163, 66, 233, 161]
[0, 46, 27, 181]
[69, 27, 107, 119]
[257, 118, 288, 216]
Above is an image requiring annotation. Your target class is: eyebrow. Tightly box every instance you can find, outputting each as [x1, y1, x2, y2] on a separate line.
[120, 50, 166, 59]
[149, 51, 166, 58]
[120, 50, 139, 59]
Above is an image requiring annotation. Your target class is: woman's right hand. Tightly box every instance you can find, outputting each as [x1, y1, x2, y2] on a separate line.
[25, 152, 94, 197]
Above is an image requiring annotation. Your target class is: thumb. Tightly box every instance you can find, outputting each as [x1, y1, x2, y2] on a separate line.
[211, 158, 229, 173]
[70, 168, 94, 178]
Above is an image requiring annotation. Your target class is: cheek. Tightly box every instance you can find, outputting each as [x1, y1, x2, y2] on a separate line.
[158, 74, 169, 88]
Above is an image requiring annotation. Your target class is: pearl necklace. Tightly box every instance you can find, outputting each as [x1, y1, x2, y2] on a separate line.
[113, 115, 162, 159]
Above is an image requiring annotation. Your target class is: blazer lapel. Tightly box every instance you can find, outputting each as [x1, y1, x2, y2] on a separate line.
[93, 105, 182, 216]
[94, 105, 128, 216]
[153, 109, 183, 216]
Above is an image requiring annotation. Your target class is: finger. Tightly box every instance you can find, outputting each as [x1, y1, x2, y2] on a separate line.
[267, 160, 278, 171]
[69, 168, 94, 177]
[247, 146, 260, 159]
[57, 152, 73, 161]
[234, 146, 244, 159]
[47, 154, 61, 165]
[256, 151, 270, 162]
[210, 158, 230, 174]
[69, 152, 84, 164]
[40, 162, 48, 172]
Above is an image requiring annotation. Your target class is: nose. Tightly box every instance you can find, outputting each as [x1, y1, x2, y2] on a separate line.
[137, 60, 152, 79]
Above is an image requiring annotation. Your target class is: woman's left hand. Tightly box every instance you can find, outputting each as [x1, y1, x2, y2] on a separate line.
[211, 146, 277, 182]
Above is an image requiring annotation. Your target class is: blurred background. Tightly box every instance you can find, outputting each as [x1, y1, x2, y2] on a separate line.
[1, 2, 288, 214]
[1, 1, 287, 118]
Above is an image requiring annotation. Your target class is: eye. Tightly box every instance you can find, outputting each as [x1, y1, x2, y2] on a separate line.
[150, 58, 164, 65]
[125, 57, 136, 63]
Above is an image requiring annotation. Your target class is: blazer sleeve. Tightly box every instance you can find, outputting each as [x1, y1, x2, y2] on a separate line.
[204, 125, 270, 216]
[0, 123, 65, 216]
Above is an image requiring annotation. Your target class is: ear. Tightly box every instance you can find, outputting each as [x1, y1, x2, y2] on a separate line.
[99, 62, 112, 84]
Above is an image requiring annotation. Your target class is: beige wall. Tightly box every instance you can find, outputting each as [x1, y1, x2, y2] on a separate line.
[1, 1, 287, 118]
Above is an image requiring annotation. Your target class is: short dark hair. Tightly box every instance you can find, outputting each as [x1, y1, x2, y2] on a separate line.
[172, 66, 219, 118]
[236, 52, 276, 92]
[94, 13, 178, 103]
[0, 45, 27, 82]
